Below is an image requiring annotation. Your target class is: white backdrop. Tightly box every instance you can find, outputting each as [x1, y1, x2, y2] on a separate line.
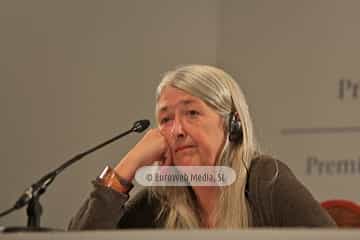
[0, 0, 219, 229]
[219, 0, 360, 202]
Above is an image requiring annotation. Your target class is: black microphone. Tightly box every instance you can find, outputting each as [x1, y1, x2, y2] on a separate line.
[0, 119, 151, 229]
[132, 119, 150, 133]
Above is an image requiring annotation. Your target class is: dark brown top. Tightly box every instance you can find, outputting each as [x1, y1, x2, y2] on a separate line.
[68, 156, 336, 229]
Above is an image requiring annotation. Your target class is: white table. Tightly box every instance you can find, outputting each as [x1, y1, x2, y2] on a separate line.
[1, 229, 359, 240]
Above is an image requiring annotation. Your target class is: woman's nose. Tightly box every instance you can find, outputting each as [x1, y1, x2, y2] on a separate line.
[171, 117, 185, 139]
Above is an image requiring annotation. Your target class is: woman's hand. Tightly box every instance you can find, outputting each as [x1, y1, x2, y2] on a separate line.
[114, 128, 172, 182]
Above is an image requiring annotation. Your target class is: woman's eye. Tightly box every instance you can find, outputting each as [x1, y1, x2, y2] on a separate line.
[160, 117, 170, 124]
[187, 110, 199, 117]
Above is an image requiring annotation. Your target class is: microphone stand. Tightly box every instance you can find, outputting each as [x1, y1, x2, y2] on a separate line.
[0, 120, 150, 232]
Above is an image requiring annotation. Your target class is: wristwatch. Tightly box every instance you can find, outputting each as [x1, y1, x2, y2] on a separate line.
[97, 165, 134, 192]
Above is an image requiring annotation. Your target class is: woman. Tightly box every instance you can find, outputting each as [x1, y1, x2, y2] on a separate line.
[68, 65, 335, 229]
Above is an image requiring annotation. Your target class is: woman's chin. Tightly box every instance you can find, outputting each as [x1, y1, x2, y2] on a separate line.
[174, 157, 198, 166]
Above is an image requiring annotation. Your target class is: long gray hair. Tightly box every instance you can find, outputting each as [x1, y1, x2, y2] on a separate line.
[151, 65, 259, 228]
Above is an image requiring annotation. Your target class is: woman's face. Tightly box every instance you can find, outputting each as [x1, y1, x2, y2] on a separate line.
[157, 86, 225, 166]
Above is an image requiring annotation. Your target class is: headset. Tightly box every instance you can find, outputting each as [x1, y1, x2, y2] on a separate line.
[228, 111, 243, 144]
[228, 110, 250, 197]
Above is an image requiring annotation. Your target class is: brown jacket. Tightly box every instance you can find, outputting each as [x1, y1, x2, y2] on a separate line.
[68, 156, 336, 229]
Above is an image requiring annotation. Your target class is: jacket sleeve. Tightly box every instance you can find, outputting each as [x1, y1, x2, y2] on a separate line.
[67, 180, 130, 230]
[271, 159, 336, 227]
[249, 156, 336, 227]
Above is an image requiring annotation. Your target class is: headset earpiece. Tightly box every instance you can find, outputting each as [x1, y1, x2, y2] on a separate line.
[228, 111, 243, 144]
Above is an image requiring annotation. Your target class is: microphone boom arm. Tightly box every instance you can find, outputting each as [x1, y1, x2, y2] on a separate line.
[0, 119, 150, 229]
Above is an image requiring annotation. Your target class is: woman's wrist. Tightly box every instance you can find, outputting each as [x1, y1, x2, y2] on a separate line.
[97, 165, 134, 193]
[114, 151, 142, 181]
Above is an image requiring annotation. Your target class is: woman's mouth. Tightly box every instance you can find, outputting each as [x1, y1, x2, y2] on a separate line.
[175, 145, 195, 153]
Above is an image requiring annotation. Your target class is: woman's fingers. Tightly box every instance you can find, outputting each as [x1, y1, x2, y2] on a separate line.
[130, 128, 171, 167]
[157, 128, 173, 166]
[160, 147, 172, 166]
